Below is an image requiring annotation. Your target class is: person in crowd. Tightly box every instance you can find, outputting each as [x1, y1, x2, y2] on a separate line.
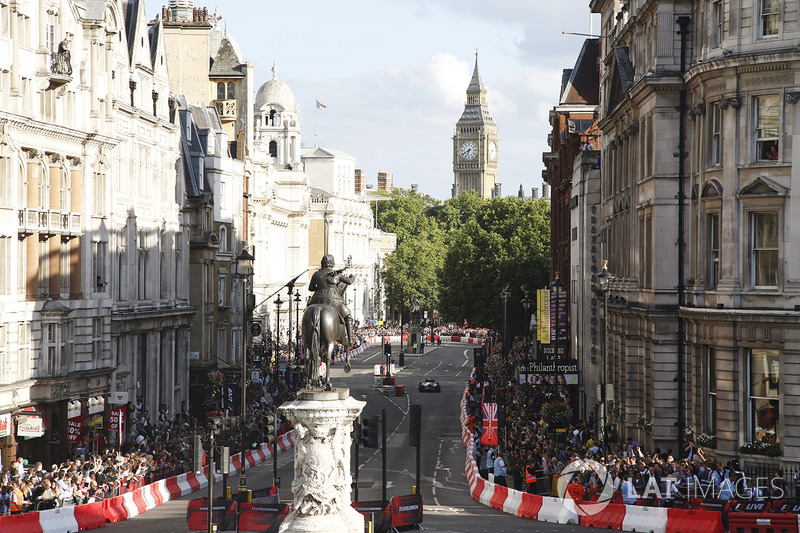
[621, 472, 638, 504]
[493, 450, 507, 487]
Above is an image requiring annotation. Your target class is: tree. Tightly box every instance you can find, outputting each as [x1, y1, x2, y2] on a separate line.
[439, 197, 550, 333]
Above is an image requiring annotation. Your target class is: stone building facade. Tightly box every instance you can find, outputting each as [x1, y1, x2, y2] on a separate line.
[588, 0, 800, 462]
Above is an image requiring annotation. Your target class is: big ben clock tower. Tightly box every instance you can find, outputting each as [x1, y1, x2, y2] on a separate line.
[453, 51, 499, 198]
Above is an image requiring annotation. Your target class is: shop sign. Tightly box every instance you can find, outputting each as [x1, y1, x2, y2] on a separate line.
[110, 392, 128, 405]
[17, 415, 45, 438]
[88, 395, 104, 415]
[67, 399, 81, 419]
[87, 414, 103, 430]
[0, 414, 10, 437]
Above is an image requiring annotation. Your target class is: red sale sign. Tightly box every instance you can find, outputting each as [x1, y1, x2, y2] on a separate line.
[67, 415, 83, 443]
[109, 406, 125, 442]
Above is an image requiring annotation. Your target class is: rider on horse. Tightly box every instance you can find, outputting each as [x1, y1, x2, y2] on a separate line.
[308, 254, 355, 348]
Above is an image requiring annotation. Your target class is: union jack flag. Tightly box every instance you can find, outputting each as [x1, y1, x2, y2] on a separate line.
[481, 402, 498, 445]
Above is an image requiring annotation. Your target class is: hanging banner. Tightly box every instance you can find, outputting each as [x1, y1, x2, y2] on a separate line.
[67, 415, 83, 443]
[88, 395, 104, 415]
[0, 414, 10, 438]
[17, 415, 45, 438]
[550, 290, 568, 344]
[110, 392, 128, 405]
[480, 402, 498, 446]
[109, 406, 125, 441]
[538, 289, 551, 344]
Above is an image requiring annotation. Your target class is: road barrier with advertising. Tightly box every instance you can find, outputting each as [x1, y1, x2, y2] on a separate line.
[186, 498, 237, 531]
[459, 374, 732, 532]
[0, 431, 295, 532]
[390, 494, 423, 528]
[351, 500, 391, 533]
[238, 502, 290, 533]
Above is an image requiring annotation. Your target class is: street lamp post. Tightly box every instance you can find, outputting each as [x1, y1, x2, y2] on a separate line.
[286, 286, 293, 362]
[275, 296, 284, 367]
[500, 285, 511, 359]
[234, 248, 255, 499]
[521, 291, 532, 355]
[294, 290, 301, 360]
[597, 260, 615, 456]
[549, 273, 564, 362]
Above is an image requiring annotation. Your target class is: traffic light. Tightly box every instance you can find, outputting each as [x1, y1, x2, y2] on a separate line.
[214, 445, 230, 474]
[384, 342, 391, 357]
[263, 414, 276, 444]
[246, 428, 262, 450]
[361, 416, 379, 448]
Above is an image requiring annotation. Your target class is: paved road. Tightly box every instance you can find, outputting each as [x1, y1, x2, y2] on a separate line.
[104, 342, 588, 532]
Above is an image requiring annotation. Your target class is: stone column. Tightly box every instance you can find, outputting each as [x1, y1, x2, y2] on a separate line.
[279, 389, 365, 533]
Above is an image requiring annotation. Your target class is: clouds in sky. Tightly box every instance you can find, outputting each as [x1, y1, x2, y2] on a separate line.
[151, 0, 597, 199]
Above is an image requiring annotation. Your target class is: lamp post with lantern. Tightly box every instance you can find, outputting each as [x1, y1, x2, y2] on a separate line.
[294, 290, 302, 360]
[500, 285, 512, 359]
[234, 248, 255, 498]
[597, 260, 615, 454]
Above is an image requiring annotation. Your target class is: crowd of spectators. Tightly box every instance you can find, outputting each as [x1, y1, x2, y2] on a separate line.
[467, 335, 793, 504]
[0, 391, 290, 515]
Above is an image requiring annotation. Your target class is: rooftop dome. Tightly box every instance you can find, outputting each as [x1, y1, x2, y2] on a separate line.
[255, 61, 295, 111]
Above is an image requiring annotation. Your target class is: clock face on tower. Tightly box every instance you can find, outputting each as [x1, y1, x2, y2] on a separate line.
[488, 141, 497, 161]
[460, 140, 478, 160]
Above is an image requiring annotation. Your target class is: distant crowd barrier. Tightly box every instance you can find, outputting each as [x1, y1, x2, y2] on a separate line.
[0, 431, 296, 532]
[460, 373, 733, 533]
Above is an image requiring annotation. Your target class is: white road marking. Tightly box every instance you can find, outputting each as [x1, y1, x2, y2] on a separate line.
[425, 361, 442, 376]
[433, 440, 444, 506]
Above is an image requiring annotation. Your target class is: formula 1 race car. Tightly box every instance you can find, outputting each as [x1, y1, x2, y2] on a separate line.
[418, 378, 441, 393]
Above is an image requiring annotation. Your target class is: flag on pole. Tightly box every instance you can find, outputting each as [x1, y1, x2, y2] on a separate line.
[481, 402, 498, 445]
[316, 99, 327, 110]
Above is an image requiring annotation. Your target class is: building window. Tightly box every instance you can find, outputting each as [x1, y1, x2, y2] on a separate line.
[38, 240, 49, 297]
[760, 0, 779, 37]
[217, 326, 227, 362]
[93, 172, 106, 215]
[707, 213, 720, 288]
[751, 212, 778, 288]
[93, 241, 107, 292]
[60, 241, 70, 296]
[217, 82, 225, 100]
[0, 156, 12, 207]
[92, 318, 102, 362]
[137, 248, 148, 299]
[269, 141, 278, 158]
[0, 236, 9, 295]
[712, 1, 723, 48]
[749, 348, 779, 442]
[43, 323, 58, 376]
[755, 95, 779, 161]
[706, 348, 717, 433]
[219, 225, 227, 252]
[709, 103, 722, 166]
[218, 273, 226, 307]
[60, 168, 70, 211]
[227, 82, 235, 100]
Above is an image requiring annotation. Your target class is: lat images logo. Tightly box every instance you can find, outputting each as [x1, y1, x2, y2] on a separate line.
[556, 458, 615, 516]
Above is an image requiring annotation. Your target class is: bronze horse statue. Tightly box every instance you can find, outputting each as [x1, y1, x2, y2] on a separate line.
[301, 303, 351, 389]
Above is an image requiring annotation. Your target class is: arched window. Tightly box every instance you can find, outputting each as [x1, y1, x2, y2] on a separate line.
[219, 225, 227, 252]
[269, 141, 278, 158]
[217, 82, 225, 100]
[269, 110, 276, 126]
[60, 165, 70, 211]
[227, 82, 235, 100]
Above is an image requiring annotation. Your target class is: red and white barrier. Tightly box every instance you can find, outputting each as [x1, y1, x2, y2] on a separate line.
[459, 376, 729, 532]
[0, 430, 296, 532]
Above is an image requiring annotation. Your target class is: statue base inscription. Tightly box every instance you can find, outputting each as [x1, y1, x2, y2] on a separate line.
[279, 388, 365, 533]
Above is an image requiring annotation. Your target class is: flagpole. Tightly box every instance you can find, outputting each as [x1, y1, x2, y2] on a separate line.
[315, 107, 318, 148]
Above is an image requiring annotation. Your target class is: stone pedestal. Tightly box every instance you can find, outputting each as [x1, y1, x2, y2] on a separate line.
[279, 389, 365, 533]
[406, 322, 421, 353]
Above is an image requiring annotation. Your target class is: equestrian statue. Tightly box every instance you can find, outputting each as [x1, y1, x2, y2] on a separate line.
[301, 254, 355, 389]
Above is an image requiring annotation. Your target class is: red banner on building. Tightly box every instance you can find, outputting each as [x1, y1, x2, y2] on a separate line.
[67, 415, 83, 444]
[109, 406, 125, 442]
[481, 402, 498, 445]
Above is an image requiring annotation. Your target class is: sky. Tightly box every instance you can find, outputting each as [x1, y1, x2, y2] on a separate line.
[151, 0, 599, 200]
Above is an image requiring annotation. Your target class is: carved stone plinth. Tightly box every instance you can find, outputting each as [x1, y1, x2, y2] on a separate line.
[279, 388, 365, 533]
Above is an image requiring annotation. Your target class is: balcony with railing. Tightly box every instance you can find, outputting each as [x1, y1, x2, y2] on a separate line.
[18, 208, 82, 239]
[215, 100, 237, 122]
[47, 49, 72, 89]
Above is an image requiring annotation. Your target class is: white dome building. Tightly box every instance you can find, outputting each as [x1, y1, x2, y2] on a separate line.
[254, 62, 301, 167]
